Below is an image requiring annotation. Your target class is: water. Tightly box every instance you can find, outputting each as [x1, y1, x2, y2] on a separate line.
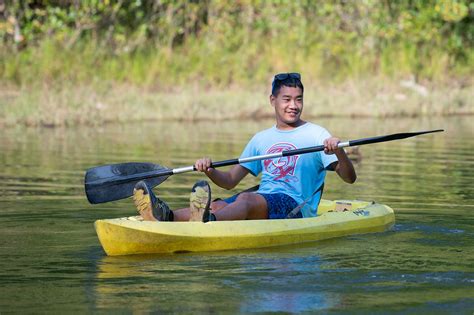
[1, 117, 473, 313]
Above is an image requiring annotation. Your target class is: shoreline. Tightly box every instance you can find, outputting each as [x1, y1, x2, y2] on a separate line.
[1, 79, 472, 128]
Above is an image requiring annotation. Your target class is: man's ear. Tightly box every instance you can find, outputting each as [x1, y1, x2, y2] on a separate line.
[269, 94, 275, 107]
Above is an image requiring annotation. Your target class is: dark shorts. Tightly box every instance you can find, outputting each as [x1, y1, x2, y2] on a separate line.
[223, 192, 302, 219]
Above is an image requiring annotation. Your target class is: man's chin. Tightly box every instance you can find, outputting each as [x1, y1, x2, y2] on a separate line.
[284, 117, 301, 125]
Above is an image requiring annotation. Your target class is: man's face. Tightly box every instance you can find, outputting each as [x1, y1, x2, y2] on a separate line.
[270, 86, 304, 128]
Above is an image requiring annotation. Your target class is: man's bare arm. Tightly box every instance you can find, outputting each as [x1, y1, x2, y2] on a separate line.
[324, 137, 357, 184]
[195, 158, 250, 189]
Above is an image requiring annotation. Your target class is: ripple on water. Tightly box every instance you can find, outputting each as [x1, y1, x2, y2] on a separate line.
[1, 118, 474, 312]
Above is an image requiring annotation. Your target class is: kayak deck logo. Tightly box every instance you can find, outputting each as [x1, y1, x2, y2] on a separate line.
[353, 209, 370, 216]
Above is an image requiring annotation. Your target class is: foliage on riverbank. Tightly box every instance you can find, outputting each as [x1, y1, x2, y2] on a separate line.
[0, 1, 472, 126]
[1, 78, 471, 127]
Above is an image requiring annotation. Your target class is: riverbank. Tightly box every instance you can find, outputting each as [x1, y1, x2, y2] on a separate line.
[0, 77, 472, 128]
[2, 2, 472, 127]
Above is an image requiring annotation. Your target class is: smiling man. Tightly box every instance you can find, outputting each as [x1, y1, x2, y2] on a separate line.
[133, 73, 357, 222]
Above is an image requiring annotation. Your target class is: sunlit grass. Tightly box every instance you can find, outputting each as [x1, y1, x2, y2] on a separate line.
[3, 37, 471, 87]
[1, 78, 472, 128]
[0, 39, 472, 127]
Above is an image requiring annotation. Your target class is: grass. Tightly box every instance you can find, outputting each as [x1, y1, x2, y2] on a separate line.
[0, 77, 472, 128]
[0, 39, 472, 127]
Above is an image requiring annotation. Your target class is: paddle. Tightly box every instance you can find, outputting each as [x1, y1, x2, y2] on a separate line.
[85, 129, 443, 204]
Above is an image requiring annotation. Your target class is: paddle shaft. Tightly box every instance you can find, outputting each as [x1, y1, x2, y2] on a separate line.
[174, 129, 444, 173]
[89, 129, 443, 188]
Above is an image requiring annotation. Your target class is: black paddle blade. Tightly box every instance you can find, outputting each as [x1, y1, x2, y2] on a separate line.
[85, 162, 171, 204]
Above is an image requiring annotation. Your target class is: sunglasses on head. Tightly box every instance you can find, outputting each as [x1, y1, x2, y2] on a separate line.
[273, 72, 301, 81]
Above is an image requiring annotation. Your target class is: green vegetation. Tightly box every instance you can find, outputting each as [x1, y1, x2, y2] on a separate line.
[0, 0, 472, 126]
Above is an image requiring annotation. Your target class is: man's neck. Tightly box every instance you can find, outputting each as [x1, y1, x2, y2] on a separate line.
[276, 120, 306, 130]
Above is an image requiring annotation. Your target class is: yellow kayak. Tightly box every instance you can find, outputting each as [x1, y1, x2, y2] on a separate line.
[95, 199, 395, 256]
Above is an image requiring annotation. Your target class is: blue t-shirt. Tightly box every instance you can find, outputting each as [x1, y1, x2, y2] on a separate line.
[240, 122, 338, 217]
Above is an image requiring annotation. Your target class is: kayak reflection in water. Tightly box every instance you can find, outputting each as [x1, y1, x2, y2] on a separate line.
[133, 73, 357, 222]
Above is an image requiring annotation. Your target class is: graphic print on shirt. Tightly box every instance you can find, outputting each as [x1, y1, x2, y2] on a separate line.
[264, 142, 300, 182]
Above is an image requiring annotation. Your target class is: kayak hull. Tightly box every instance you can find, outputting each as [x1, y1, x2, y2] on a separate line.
[95, 200, 395, 256]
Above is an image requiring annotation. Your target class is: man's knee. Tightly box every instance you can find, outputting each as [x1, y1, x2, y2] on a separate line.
[235, 192, 255, 204]
[211, 200, 228, 211]
[235, 192, 267, 219]
[236, 192, 266, 208]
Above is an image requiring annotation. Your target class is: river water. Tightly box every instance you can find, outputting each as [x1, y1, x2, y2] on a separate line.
[1, 117, 473, 313]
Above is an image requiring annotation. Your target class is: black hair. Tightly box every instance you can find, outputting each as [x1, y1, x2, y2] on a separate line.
[271, 74, 304, 96]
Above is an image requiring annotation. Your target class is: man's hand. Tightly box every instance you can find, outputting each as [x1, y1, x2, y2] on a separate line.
[324, 136, 357, 184]
[324, 137, 343, 155]
[193, 158, 249, 190]
[195, 157, 213, 173]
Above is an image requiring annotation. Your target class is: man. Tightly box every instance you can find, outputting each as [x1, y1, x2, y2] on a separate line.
[133, 73, 356, 222]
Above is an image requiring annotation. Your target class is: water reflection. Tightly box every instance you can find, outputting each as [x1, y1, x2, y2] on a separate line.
[0, 116, 473, 312]
[93, 247, 344, 313]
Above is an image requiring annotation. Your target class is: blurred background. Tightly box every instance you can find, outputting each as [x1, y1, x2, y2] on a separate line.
[0, 0, 472, 126]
